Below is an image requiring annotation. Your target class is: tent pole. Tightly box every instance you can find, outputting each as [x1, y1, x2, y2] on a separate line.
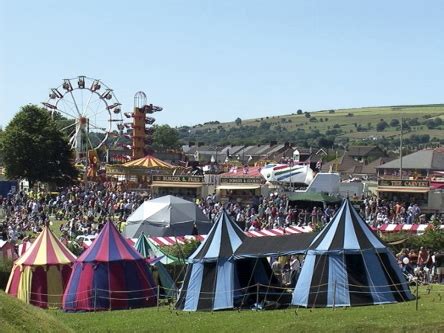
[415, 282, 419, 311]
[256, 283, 259, 311]
[332, 280, 336, 310]
[94, 287, 97, 312]
[157, 285, 160, 311]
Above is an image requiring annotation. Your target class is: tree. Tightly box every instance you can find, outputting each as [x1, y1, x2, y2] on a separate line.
[0, 105, 78, 186]
[259, 121, 271, 130]
[297, 109, 303, 115]
[376, 120, 389, 132]
[390, 118, 399, 127]
[317, 136, 334, 148]
[234, 117, 242, 126]
[426, 119, 437, 129]
[152, 125, 180, 151]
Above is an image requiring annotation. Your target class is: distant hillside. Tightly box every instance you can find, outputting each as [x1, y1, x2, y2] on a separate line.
[0, 291, 72, 333]
[178, 105, 444, 150]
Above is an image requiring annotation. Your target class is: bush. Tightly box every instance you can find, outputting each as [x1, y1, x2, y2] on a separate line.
[382, 229, 444, 253]
[390, 118, 400, 127]
[376, 120, 389, 132]
[0, 259, 13, 290]
[160, 239, 201, 260]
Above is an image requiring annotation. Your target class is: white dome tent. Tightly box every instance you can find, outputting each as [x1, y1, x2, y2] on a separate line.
[124, 195, 212, 238]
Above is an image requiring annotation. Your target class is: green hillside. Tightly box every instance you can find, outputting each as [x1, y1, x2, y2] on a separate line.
[0, 291, 72, 333]
[179, 105, 444, 148]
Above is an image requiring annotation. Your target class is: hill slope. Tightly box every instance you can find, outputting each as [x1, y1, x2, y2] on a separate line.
[180, 104, 444, 147]
[0, 291, 72, 333]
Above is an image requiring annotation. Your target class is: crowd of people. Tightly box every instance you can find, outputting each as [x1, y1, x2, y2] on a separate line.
[196, 192, 338, 232]
[361, 197, 437, 225]
[397, 246, 444, 284]
[0, 183, 149, 242]
[1, 186, 443, 243]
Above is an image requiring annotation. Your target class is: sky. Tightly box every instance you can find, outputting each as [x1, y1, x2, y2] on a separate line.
[1, 1, 444, 129]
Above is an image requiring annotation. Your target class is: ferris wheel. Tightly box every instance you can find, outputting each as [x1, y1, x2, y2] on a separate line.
[42, 76, 123, 161]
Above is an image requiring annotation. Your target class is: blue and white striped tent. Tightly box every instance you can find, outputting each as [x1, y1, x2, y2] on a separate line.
[292, 199, 413, 307]
[176, 209, 276, 311]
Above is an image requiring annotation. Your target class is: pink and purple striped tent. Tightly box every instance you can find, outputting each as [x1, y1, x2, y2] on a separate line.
[62, 222, 157, 311]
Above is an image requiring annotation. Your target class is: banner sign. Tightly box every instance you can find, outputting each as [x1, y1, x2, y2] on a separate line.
[151, 175, 204, 183]
[378, 179, 430, 188]
[220, 177, 263, 184]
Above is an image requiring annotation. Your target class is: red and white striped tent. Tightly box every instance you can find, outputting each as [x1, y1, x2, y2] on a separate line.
[147, 225, 314, 247]
[373, 223, 444, 234]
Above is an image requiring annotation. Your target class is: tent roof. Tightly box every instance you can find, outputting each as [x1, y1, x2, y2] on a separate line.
[126, 195, 210, 227]
[122, 155, 174, 169]
[78, 222, 145, 262]
[134, 233, 151, 258]
[146, 238, 181, 264]
[287, 192, 342, 204]
[15, 227, 76, 266]
[308, 199, 386, 252]
[189, 210, 245, 262]
[234, 232, 318, 258]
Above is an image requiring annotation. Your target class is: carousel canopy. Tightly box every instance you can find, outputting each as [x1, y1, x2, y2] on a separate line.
[14, 227, 76, 266]
[122, 155, 174, 169]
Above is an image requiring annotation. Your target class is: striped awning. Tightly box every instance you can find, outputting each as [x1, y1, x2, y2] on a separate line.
[375, 223, 444, 233]
[122, 155, 174, 169]
[147, 225, 313, 247]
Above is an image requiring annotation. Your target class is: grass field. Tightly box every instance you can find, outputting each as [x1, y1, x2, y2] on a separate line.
[46, 285, 444, 333]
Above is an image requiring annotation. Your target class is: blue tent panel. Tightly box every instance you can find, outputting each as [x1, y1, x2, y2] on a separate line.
[291, 254, 316, 306]
[213, 260, 234, 310]
[183, 262, 204, 311]
[327, 255, 350, 306]
[362, 251, 396, 305]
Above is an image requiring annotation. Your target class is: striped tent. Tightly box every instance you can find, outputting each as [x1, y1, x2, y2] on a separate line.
[176, 210, 277, 311]
[134, 233, 177, 298]
[63, 222, 157, 311]
[5, 227, 76, 308]
[122, 155, 173, 168]
[292, 199, 413, 308]
[147, 225, 313, 247]
[375, 223, 444, 234]
[0, 241, 18, 262]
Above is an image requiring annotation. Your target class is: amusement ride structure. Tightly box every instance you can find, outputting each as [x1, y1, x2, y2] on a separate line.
[42, 76, 123, 164]
[122, 91, 163, 160]
[43, 77, 163, 178]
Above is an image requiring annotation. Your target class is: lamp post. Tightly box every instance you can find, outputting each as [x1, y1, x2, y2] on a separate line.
[400, 118, 403, 179]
